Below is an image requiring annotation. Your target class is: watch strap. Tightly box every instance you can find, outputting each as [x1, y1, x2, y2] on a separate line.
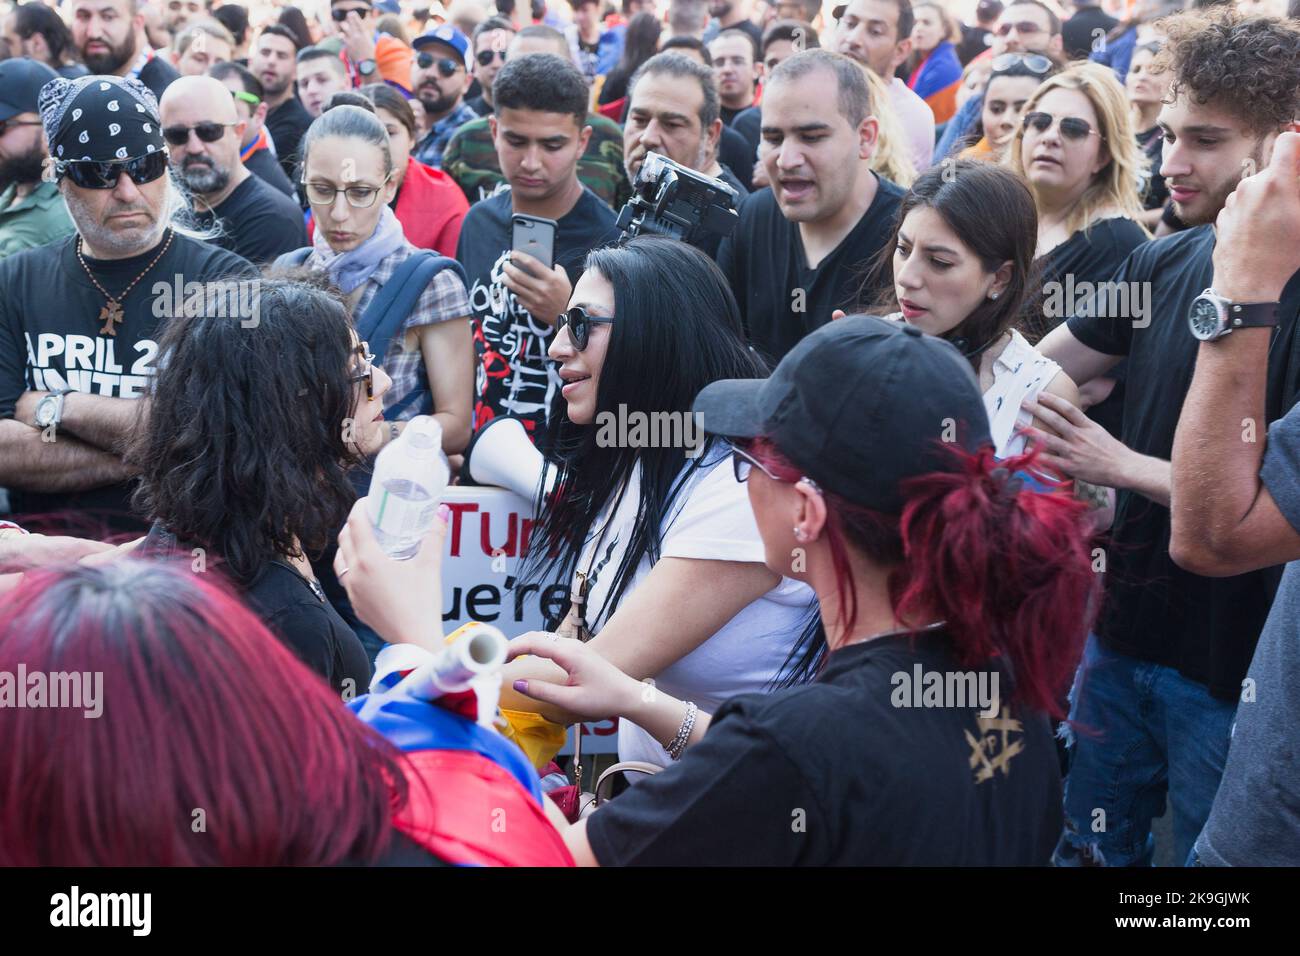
[1223, 300, 1280, 330]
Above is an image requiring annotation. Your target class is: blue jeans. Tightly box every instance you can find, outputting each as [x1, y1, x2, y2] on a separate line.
[1053, 635, 1237, 867]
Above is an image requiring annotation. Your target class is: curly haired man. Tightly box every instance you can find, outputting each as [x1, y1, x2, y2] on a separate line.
[1035, 7, 1300, 867]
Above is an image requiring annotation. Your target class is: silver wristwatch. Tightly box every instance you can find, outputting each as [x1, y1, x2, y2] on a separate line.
[34, 386, 74, 429]
[1187, 288, 1280, 342]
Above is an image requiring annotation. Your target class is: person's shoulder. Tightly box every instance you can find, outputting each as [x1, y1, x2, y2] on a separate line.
[450, 116, 491, 141]
[0, 231, 72, 280]
[1136, 222, 1214, 269]
[171, 231, 257, 277]
[1092, 215, 1148, 247]
[737, 186, 778, 223]
[460, 190, 512, 233]
[573, 186, 619, 227]
[239, 172, 301, 213]
[583, 112, 623, 138]
[874, 174, 907, 205]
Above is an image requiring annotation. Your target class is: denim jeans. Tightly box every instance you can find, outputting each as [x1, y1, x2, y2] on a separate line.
[1053, 634, 1237, 867]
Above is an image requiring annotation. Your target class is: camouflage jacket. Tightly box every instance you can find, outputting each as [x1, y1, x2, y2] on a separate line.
[441, 114, 631, 210]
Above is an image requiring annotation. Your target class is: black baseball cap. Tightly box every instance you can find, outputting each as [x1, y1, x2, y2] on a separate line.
[692, 315, 993, 514]
[0, 59, 59, 122]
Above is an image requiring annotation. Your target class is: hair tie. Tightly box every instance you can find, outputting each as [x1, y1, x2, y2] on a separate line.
[988, 466, 1024, 503]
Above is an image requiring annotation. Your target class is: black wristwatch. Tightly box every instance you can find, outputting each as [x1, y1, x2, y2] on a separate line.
[357, 58, 377, 78]
[1187, 288, 1280, 342]
[34, 386, 74, 429]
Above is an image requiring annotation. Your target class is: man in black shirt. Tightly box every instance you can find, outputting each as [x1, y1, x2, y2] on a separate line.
[69, 0, 180, 100]
[249, 25, 311, 185]
[622, 52, 749, 260]
[707, 27, 760, 136]
[160, 76, 305, 265]
[1061, 0, 1116, 61]
[718, 48, 903, 365]
[0, 74, 253, 533]
[957, 0, 1002, 64]
[209, 61, 297, 199]
[1031, 9, 1300, 867]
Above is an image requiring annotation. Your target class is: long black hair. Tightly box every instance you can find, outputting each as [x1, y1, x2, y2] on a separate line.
[521, 237, 769, 630]
[864, 160, 1040, 367]
[128, 275, 361, 587]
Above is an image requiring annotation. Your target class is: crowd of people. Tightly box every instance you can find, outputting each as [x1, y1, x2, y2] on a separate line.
[0, 0, 1299, 869]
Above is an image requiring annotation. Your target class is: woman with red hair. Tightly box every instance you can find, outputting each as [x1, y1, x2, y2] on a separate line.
[494, 316, 1099, 865]
[0, 559, 570, 866]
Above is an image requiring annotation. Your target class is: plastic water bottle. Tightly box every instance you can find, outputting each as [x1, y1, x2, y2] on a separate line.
[366, 416, 449, 559]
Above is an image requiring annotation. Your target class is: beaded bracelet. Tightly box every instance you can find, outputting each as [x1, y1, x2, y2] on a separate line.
[666, 701, 698, 761]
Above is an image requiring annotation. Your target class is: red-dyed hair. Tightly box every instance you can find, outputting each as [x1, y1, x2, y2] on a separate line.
[0, 559, 413, 866]
[749, 438, 1098, 718]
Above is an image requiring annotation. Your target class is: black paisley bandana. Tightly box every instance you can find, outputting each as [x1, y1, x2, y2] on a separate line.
[39, 74, 166, 164]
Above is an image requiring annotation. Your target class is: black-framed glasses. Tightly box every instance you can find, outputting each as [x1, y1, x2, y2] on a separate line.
[416, 51, 463, 76]
[0, 118, 43, 138]
[55, 151, 169, 190]
[162, 122, 236, 146]
[301, 172, 393, 208]
[349, 341, 375, 399]
[996, 20, 1045, 36]
[991, 52, 1053, 74]
[476, 48, 507, 67]
[332, 6, 370, 21]
[556, 306, 613, 351]
[1023, 110, 1104, 142]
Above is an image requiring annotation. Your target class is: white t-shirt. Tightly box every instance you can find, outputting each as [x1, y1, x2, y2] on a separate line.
[985, 329, 1064, 458]
[575, 445, 815, 767]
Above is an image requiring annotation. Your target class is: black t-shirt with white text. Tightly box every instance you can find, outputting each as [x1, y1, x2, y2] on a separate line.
[456, 187, 618, 445]
[586, 629, 1063, 866]
[196, 173, 308, 265]
[717, 176, 904, 365]
[1066, 225, 1300, 697]
[0, 230, 254, 524]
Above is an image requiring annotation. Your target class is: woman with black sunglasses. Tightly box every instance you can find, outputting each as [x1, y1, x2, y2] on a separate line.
[1007, 62, 1149, 344]
[128, 275, 389, 696]
[498, 236, 816, 768]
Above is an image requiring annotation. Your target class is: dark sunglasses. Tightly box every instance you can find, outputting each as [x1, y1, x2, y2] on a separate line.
[1023, 110, 1103, 142]
[0, 118, 43, 138]
[349, 341, 375, 399]
[476, 48, 507, 67]
[416, 51, 462, 76]
[996, 20, 1045, 36]
[162, 122, 235, 146]
[331, 6, 370, 21]
[55, 151, 169, 190]
[556, 306, 613, 351]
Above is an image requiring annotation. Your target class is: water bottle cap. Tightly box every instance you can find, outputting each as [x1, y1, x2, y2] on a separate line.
[406, 415, 442, 451]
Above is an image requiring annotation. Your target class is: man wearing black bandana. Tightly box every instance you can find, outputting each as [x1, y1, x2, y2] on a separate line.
[0, 74, 253, 534]
[69, 0, 180, 101]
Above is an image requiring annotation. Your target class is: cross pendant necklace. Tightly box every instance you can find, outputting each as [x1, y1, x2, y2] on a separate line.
[75, 230, 174, 337]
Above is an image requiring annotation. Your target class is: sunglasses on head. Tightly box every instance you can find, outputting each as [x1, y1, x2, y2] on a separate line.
[996, 20, 1045, 36]
[416, 51, 462, 76]
[476, 48, 507, 67]
[331, 6, 371, 21]
[556, 305, 613, 351]
[55, 151, 169, 190]
[991, 52, 1053, 74]
[162, 122, 235, 146]
[0, 118, 43, 138]
[1022, 110, 1103, 142]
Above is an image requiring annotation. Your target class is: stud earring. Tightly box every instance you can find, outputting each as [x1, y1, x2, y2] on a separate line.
[793, 527, 807, 541]
[989, 291, 1000, 300]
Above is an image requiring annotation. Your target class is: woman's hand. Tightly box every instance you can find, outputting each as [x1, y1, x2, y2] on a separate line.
[507, 632, 644, 723]
[334, 498, 448, 652]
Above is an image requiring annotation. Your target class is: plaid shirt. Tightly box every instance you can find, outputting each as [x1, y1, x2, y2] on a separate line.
[353, 242, 472, 420]
[413, 101, 479, 170]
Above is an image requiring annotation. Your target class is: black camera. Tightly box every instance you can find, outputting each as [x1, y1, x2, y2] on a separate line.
[615, 152, 740, 247]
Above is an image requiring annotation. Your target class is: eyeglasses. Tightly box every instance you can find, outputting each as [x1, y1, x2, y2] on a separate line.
[331, 6, 371, 21]
[301, 173, 393, 208]
[1023, 110, 1104, 142]
[349, 341, 375, 399]
[476, 48, 507, 67]
[731, 442, 823, 494]
[54, 151, 169, 190]
[991, 52, 1053, 74]
[996, 20, 1045, 36]
[556, 305, 613, 351]
[0, 118, 43, 138]
[162, 122, 236, 146]
[416, 51, 463, 76]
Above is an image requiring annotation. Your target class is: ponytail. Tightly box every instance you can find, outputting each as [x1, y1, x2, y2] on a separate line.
[750, 439, 1097, 718]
